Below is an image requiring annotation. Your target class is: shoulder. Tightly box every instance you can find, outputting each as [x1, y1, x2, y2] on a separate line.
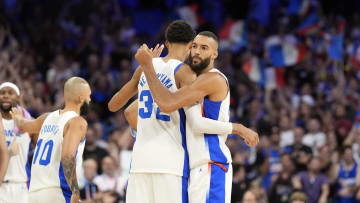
[200, 71, 227, 84]
[175, 63, 196, 87]
[68, 116, 88, 130]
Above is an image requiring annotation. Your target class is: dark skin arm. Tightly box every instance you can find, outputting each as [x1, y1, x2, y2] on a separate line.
[108, 67, 141, 112]
[61, 116, 87, 203]
[135, 45, 226, 113]
[10, 108, 48, 134]
[108, 44, 164, 112]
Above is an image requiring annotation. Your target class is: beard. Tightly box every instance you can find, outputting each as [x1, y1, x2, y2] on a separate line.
[80, 102, 90, 116]
[187, 54, 211, 74]
[0, 103, 14, 112]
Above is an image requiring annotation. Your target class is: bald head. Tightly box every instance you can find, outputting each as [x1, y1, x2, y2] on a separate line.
[64, 77, 91, 105]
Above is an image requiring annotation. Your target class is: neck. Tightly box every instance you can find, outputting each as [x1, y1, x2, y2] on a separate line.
[1, 110, 12, 120]
[164, 45, 188, 62]
[62, 102, 80, 115]
[200, 62, 215, 74]
[309, 171, 317, 176]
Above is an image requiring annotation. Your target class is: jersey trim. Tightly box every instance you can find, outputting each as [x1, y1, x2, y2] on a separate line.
[203, 99, 228, 164]
[179, 108, 189, 178]
[59, 162, 72, 203]
[174, 62, 185, 74]
[26, 142, 32, 189]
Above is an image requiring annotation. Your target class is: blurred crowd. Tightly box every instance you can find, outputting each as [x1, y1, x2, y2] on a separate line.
[1, 0, 360, 202]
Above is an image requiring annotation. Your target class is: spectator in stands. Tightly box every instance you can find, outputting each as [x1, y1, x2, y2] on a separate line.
[293, 157, 329, 203]
[80, 158, 99, 201]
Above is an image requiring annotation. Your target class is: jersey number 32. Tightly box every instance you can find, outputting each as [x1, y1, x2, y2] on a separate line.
[139, 90, 170, 121]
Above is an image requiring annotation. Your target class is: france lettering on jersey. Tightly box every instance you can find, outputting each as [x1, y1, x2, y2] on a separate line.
[29, 110, 86, 202]
[186, 69, 232, 169]
[131, 58, 189, 178]
[2, 118, 31, 183]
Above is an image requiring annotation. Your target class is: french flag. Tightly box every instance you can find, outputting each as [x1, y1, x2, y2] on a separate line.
[219, 19, 247, 51]
[265, 36, 307, 67]
[287, 0, 311, 17]
[177, 4, 204, 29]
[297, 12, 320, 35]
[265, 67, 285, 89]
[242, 56, 285, 89]
[242, 56, 266, 86]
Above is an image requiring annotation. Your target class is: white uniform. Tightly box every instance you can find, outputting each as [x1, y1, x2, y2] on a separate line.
[0, 118, 31, 203]
[126, 58, 188, 203]
[28, 110, 86, 203]
[187, 69, 233, 203]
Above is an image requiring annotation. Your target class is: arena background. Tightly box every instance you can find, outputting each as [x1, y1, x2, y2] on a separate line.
[1, 0, 360, 202]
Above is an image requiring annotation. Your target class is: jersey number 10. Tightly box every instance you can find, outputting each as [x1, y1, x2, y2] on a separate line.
[33, 139, 54, 166]
[139, 90, 170, 121]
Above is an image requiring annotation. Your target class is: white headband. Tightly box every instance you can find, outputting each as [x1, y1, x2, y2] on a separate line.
[0, 82, 20, 96]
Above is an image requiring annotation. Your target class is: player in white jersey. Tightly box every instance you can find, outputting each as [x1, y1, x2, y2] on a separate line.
[10, 77, 91, 203]
[0, 111, 9, 186]
[109, 21, 257, 203]
[0, 82, 34, 203]
[136, 31, 259, 203]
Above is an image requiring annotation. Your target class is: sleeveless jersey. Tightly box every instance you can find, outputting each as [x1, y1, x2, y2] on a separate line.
[131, 58, 189, 178]
[29, 110, 86, 200]
[2, 118, 31, 183]
[337, 162, 357, 198]
[186, 69, 232, 169]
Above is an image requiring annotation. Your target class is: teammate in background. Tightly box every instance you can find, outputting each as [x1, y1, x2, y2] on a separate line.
[10, 77, 91, 203]
[0, 113, 9, 187]
[109, 20, 257, 203]
[135, 31, 259, 203]
[0, 82, 33, 203]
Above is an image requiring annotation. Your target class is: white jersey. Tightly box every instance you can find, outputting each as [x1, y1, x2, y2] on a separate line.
[29, 110, 86, 198]
[131, 58, 189, 178]
[186, 69, 232, 169]
[2, 118, 31, 183]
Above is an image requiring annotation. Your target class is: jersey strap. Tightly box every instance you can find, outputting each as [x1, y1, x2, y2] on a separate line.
[174, 62, 185, 74]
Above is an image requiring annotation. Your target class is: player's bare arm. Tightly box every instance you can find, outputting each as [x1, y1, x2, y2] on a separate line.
[136, 45, 224, 113]
[108, 67, 141, 112]
[0, 113, 9, 186]
[108, 44, 164, 112]
[124, 99, 138, 131]
[136, 45, 259, 146]
[10, 107, 48, 134]
[61, 116, 87, 203]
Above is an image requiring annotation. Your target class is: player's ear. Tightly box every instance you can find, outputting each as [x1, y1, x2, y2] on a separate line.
[187, 41, 192, 50]
[212, 50, 218, 60]
[165, 40, 170, 49]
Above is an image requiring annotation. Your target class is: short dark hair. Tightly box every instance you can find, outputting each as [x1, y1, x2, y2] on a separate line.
[198, 31, 219, 44]
[165, 20, 195, 44]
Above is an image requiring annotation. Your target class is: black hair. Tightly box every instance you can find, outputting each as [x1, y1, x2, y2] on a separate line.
[198, 31, 219, 44]
[165, 20, 195, 44]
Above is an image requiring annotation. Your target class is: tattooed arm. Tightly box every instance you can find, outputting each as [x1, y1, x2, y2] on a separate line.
[61, 116, 87, 203]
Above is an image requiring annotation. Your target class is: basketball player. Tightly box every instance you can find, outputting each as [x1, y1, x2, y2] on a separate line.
[0, 112, 9, 186]
[136, 31, 259, 203]
[0, 82, 33, 203]
[109, 20, 257, 203]
[10, 77, 91, 203]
